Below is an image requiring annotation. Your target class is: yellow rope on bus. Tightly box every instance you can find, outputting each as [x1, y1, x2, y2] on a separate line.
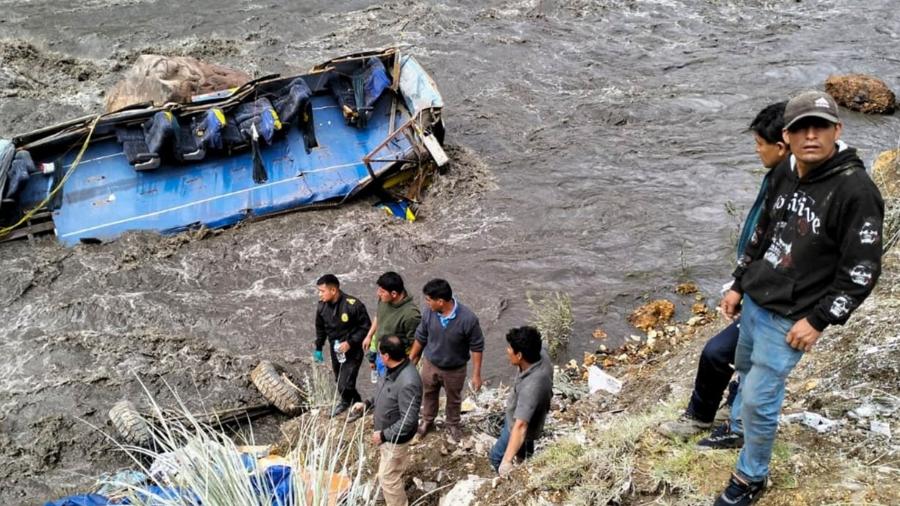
[0, 115, 101, 238]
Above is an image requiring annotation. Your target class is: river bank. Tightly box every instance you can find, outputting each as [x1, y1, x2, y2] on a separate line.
[3, 1, 900, 503]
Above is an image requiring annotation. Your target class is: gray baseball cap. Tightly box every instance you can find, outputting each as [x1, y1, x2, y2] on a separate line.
[784, 90, 840, 129]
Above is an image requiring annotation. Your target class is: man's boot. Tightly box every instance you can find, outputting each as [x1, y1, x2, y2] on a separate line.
[447, 424, 464, 443]
[330, 400, 350, 418]
[416, 420, 434, 438]
[657, 412, 713, 439]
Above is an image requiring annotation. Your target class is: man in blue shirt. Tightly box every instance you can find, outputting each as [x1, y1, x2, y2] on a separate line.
[409, 278, 484, 443]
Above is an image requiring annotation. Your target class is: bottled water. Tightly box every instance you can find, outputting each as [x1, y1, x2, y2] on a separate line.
[333, 341, 346, 364]
[370, 369, 378, 384]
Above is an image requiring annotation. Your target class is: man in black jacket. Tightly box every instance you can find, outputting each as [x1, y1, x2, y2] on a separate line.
[314, 274, 372, 417]
[372, 335, 422, 506]
[715, 90, 884, 506]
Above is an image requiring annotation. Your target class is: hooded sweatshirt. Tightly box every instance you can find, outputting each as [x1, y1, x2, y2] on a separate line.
[732, 145, 884, 332]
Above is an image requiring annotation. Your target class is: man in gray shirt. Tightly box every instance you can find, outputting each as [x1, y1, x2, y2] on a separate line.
[372, 335, 422, 506]
[489, 326, 554, 477]
[409, 278, 485, 443]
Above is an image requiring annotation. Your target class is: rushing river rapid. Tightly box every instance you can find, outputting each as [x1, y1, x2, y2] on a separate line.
[1, 0, 899, 502]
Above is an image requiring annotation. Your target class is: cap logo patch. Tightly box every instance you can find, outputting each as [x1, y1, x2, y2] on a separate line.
[815, 97, 831, 108]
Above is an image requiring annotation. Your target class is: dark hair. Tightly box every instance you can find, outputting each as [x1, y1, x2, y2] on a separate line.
[749, 101, 787, 144]
[378, 335, 407, 361]
[376, 271, 405, 294]
[422, 278, 453, 301]
[505, 326, 542, 363]
[316, 274, 340, 287]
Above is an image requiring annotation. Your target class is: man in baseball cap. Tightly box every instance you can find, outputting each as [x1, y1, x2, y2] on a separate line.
[715, 89, 884, 506]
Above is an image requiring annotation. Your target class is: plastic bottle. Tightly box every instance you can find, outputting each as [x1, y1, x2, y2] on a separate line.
[334, 341, 346, 364]
[370, 368, 378, 384]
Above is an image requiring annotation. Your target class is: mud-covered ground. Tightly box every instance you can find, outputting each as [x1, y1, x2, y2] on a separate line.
[2, 0, 900, 503]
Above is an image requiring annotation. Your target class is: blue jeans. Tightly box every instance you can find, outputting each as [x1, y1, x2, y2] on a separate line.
[489, 419, 535, 471]
[730, 296, 804, 482]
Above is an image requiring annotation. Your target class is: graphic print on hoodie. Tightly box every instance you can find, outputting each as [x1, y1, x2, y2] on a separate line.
[733, 144, 885, 332]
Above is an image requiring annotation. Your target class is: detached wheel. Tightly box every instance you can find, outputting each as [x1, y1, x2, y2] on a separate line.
[109, 400, 152, 447]
[251, 361, 304, 415]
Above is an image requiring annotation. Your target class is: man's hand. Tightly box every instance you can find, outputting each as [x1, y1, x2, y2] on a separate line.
[719, 289, 742, 320]
[337, 341, 350, 353]
[470, 372, 483, 392]
[313, 350, 324, 363]
[785, 318, 821, 352]
[498, 460, 513, 478]
[371, 431, 382, 445]
[362, 336, 371, 351]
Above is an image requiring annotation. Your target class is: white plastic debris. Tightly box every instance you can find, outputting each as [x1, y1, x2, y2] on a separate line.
[588, 365, 622, 395]
[870, 420, 892, 438]
[851, 404, 876, 418]
[439, 475, 488, 506]
[782, 411, 839, 433]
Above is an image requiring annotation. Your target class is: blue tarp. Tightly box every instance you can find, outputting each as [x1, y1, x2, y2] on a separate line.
[251, 465, 294, 506]
[119, 486, 199, 505]
[44, 494, 110, 506]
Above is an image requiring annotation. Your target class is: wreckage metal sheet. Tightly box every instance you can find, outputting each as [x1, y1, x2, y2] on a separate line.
[20, 95, 412, 245]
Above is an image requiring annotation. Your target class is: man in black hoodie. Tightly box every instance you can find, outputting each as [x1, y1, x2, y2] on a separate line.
[714, 90, 884, 506]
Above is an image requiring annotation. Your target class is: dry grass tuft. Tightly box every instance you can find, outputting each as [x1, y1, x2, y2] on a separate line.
[527, 291, 574, 359]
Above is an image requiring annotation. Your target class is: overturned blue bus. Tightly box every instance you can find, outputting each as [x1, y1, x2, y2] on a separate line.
[0, 48, 446, 246]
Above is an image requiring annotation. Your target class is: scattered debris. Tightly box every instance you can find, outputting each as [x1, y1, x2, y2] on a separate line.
[439, 475, 488, 506]
[869, 420, 892, 438]
[691, 302, 708, 315]
[104, 54, 251, 112]
[782, 411, 840, 433]
[674, 282, 698, 295]
[628, 299, 675, 331]
[588, 365, 623, 395]
[592, 328, 608, 340]
[824, 74, 896, 114]
[686, 315, 706, 326]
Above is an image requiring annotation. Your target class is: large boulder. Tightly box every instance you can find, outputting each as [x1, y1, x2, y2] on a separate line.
[824, 74, 896, 114]
[104, 55, 250, 112]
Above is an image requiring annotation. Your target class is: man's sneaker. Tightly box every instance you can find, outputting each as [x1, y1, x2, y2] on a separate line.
[330, 401, 350, 418]
[697, 422, 744, 450]
[447, 425, 464, 443]
[714, 403, 732, 424]
[657, 414, 713, 439]
[713, 474, 766, 505]
[416, 420, 434, 438]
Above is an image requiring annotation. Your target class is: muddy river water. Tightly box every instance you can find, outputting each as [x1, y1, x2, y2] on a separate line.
[1, 0, 899, 502]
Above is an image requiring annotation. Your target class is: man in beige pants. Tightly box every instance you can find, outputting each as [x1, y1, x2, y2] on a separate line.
[371, 335, 422, 505]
